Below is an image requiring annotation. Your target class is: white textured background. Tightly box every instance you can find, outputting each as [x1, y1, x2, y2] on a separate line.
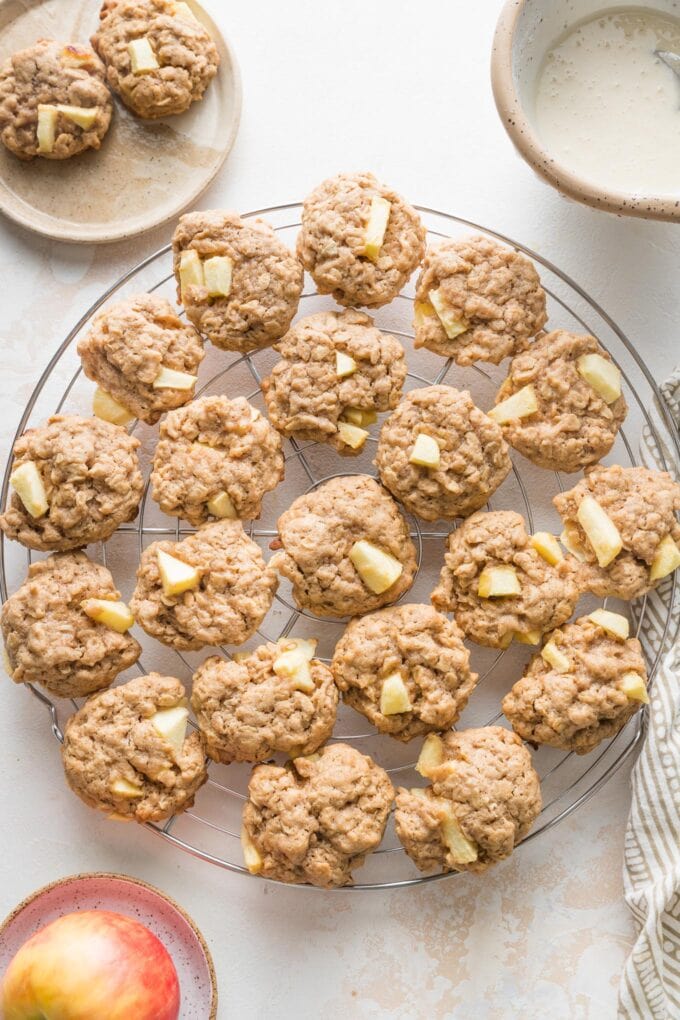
[1, 1, 679, 1017]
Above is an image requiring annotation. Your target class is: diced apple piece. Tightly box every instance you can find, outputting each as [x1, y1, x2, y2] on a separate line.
[10, 461, 48, 518]
[541, 640, 571, 673]
[174, 0, 197, 17]
[337, 422, 368, 450]
[649, 534, 680, 582]
[409, 433, 441, 469]
[620, 672, 649, 704]
[150, 705, 189, 755]
[241, 827, 263, 874]
[273, 638, 318, 694]
[277, 637, 317, 661]
[409, 787, 429, 800]
[514, 629, 542, 645]
[429, 289, 469, 340]
[477, 564, 521, 598]
[55, 104, 98, 129]
[560, 528, 587, 562]
[336, 351, 357, 378]
[349, 540, 403, 594]
[362, 195, 391, 262]
[379, 672, 412, 715]
[439, 804, 478, 864]
[179, 249, 204, 297]
[157, 549, 200, 597]
[588, 608, 630, 641]
[530, 532, 564, 566]
[92, 386, 134, 426]
[576, 495, 623, 568]
[111, 777, 144, 798]
[341, 407, 376, 426]
[128, 37, 159, 74]
[81, 599, 134, 634]
[576, 353, 622, 404]
[152, 366, 197, 390]
[207, 490, 237, 519]
[203, 255, 233, 298]
[413, 299, 436, 329]
[416, 733, 444, 777]
[232, 651, 251, 663]
[36, 105, 58, 154]
[61, 45, 94, 67]
[488, 384, 539, 424]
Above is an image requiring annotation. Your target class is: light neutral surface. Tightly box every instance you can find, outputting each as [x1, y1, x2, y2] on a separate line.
[0, 1, 679, 1017]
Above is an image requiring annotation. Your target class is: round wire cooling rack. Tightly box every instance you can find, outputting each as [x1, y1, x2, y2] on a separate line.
[1, 204, 679, 891]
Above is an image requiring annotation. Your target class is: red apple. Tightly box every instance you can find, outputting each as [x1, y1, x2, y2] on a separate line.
[1, 909, 180, 1020]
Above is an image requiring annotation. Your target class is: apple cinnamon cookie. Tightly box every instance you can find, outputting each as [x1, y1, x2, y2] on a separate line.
[172, 210, 303, 352]
[150, 395, 284, 525]
[413, 235, 547, 365]
[261, 309, 406, 455]
[331, 604, 477, 742]
[431, 510, 580, 648]
[0, 39, 112, 161]
[241, 743, 394, 887]
[489, 330, 627, 472]
[270, 475, 417, 618]
[91, 0, 219, 119]
[554, 464, 680, 600]
[62, 673, 207, 823]
[296, 171, 426, 308]
[375, 385, 511, 521]
[191, 638, 338, 764]
[395, 727, 541, 874]
[0, 415, 143, 552]
[130, 520, 277, 650]
[2, 552, 140, 699]
[502, 613, 649, 754]
[78, 293, 205, 426]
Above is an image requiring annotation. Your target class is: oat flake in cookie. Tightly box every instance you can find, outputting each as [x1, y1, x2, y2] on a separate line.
[296, 172, 426, 308]
[0, 39, 112, 161]
[130, 520, 277, 650]
[191, 639, 338, 764]
[151, 395, 284, 526]
[241, 743, 394, 887]
[2, 552, 140, 699]
[0, 415, 143, 553]
[413, 235, 547, 365]
[173, 210, 303, 353]
[78, 293, 205, 426]
[503, 614, 649, 755]
[270, 475, 417, 618]
[554, 464, 680, 600]
[331, 604, 478, 742]
[490, 330, 627, 473]
[376, 385, 511, 521]
[395, 727, 541, 874]
[62, 673, 207, 823]
[262, 309, 407, 455]
[431, 509, 580, 648]
[91, 0, 219, 119]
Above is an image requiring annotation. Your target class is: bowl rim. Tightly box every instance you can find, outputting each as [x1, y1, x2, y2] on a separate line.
[490, 0, 680, 222]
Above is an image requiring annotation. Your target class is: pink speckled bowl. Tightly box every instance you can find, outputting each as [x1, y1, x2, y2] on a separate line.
[0, 873, 217, 1020]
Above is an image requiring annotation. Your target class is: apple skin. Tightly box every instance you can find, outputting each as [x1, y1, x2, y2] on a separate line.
[1, 909, 180, 1020]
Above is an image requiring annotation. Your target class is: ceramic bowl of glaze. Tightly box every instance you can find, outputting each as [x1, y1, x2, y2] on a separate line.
[491, 0, 680, 221]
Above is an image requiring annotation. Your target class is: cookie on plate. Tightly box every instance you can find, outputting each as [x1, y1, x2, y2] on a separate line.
[172, 210, 303, 352]
[240, 743, 394, 887]
[270, 474, 417, 618]
[191, 638, 338, 764]
[395, 727, 541, 874]
[91, 0, 219, 119]
[62, 673, 207, 823]
[262, 309, 406, 455]
[78, 293, 205, 426]
[150, 395, 284, 526]
[296, 171, 426, 308]
[431, 510, 580, 648]
[413, 235, 547, 365]
[502, 613, 649, 754]
[375, 385, 511, 521]
[489, 330, 627, 473]
[331, 604, 477, 742]
[130, 520, 277, 650]
[554, 464, 680, 600]
[2, 552, 140, 699]
[0, 39, 112, 161]
[0, 415, 143, 552]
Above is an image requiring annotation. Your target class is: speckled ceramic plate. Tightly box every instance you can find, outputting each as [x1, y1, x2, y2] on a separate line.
[0, 873, 218, 1019]
[0, 0, 241, 244]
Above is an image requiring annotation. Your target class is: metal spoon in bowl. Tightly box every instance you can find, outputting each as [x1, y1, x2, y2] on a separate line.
[655, 50, 680, 79]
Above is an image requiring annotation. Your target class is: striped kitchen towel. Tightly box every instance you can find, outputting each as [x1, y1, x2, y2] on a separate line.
[618, 372, 680, 1020]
